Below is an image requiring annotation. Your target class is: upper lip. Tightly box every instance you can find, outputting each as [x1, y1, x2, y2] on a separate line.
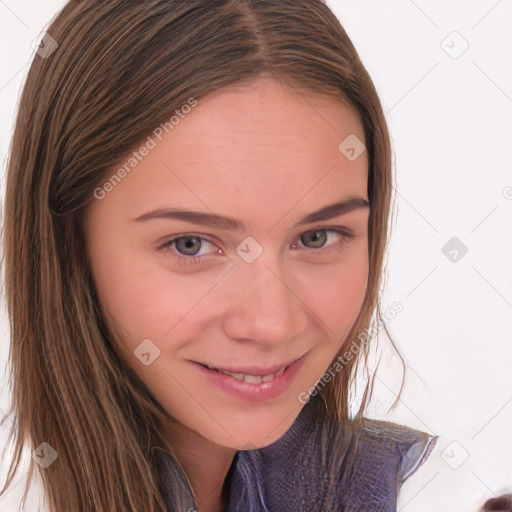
[195, 354, 305, 376]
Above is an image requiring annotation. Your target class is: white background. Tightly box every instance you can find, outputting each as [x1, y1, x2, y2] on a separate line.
[0, 1, 511, 511]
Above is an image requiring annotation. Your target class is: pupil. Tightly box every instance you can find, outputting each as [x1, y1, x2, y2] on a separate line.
[176, 237, 201, 255]
[302, 230, 326, 248]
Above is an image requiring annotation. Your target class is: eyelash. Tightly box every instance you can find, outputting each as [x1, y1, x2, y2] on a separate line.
[157, 228, 356, 267]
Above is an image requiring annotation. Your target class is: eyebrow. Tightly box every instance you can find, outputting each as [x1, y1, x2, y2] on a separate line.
[132, 197, 370, 232]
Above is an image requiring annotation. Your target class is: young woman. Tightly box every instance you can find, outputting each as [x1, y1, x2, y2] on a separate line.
[1, 1, 508, 511]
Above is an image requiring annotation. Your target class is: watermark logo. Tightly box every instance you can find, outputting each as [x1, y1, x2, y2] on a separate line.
[441, 31, 469, 60]
[134, 338, 161, 366]
[236, 236, 264, 263]
[32, 442, 59, 469]
[441, 440, 469, 469]
[442, 236, 468, 263]
[93, 98, 198, 200]
[32, 32, 59, 59]
[298, 301, 403, 404]
[338, 134, 366, 162]
[503, 186, 512, 200]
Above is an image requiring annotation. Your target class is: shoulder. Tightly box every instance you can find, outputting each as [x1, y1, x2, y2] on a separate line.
[355, 416, 437, 483]
[301, 411, 437, 510]
[231, 398, 437, 511]
[332, 416, 437, 511]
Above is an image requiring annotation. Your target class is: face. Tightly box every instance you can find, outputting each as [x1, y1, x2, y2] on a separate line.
[83, 76, 370, 450]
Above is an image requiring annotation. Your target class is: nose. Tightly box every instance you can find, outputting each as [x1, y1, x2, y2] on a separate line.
[222, 257, 308, 346]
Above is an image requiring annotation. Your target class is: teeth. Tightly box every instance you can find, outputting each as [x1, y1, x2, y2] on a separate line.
[218, 370, 244, 380]
[244, 374, 263, 384]
[214, 365, 287, 383]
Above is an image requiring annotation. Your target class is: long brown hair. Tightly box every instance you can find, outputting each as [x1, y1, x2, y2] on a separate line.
[1, 0, 395, 510]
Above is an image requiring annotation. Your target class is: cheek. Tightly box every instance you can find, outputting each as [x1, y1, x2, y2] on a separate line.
[91, 246, 223, 342]
[91, 239, 368, 354]
[296, 250, 369, 336]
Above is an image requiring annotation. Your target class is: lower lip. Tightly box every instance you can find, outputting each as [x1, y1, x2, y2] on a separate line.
[193, 357, 305, 402]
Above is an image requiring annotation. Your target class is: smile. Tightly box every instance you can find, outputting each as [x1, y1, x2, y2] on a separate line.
[193, 354, 307, 402]
[201, 363, 288, 384]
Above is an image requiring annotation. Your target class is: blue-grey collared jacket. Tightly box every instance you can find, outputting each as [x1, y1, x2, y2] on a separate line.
[153, 394, 437, 512]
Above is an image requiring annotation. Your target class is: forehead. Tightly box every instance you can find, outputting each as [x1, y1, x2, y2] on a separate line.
[90, 77, 368, 227]
[171, 78, 366, 165]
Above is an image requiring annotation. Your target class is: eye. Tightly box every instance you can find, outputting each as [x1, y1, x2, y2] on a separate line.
[293, 228, 354, 251]
[173, 236, 205, 256]
[158, 227, 355, 267]
[158, 235, 221, 266]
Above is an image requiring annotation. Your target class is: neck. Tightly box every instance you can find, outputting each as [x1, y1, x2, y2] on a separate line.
[167, 421, 237, 512]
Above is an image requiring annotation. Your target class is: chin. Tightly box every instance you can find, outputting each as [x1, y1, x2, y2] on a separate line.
[202, 405, 302, 450]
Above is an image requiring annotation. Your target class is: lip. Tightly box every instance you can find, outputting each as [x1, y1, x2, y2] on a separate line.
[199, 356, 304, 376]
[191, 354, 306, 402]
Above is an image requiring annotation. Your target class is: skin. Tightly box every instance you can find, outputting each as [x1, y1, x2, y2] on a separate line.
[83, 76, 370, 512]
